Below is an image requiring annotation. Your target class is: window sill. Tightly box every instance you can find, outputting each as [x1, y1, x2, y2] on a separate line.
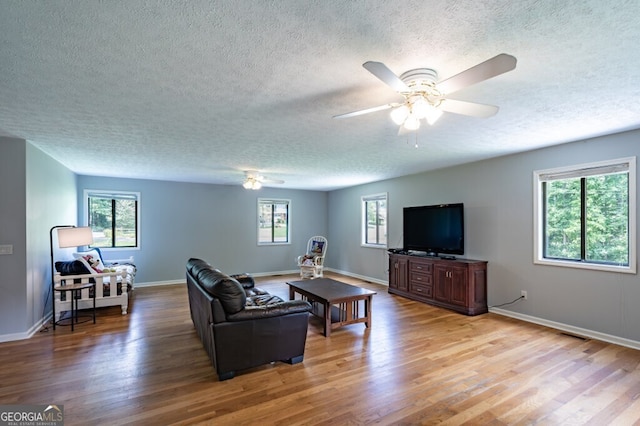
[534, 258, 636, 274]
[361, 244, 388, 249]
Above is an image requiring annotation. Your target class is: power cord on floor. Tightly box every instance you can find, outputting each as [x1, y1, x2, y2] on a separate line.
[489, 295, 525, 309]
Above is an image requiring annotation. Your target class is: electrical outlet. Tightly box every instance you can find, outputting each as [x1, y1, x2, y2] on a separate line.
[521, 290, 528, 300]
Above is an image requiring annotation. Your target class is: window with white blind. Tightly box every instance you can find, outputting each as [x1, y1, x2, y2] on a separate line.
[533, 157, 636, 273]
[84, 190, 140, 249]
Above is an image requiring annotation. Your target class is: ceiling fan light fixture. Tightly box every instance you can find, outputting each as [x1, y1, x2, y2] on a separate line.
[335, 54, 517, 132]
[425, 106, 443, 125]
[390, 105, 409, 125]
[243, 177, 262, 190]
[403, 114, 420, 130]
[410, 97, 430, 119]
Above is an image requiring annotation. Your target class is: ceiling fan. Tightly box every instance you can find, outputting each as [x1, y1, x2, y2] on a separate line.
[334, 53, 517, 132]
[242, 171, 284, 190]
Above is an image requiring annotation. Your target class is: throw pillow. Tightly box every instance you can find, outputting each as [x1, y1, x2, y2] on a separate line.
[310, 240, 325, 255]
[74, 248, 105, 265]
[73, 252, 105, 274]
[55, 260, 91, 275]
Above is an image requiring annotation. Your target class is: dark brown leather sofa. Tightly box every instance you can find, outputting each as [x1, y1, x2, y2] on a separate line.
[186, 258, 312, 380]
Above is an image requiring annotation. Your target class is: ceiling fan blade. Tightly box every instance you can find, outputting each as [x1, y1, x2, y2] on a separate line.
[333, 103, 395, 119]
[437, 53, 517, 95]
[246, 171, 285, 185]
[439, 99, 499, 118]
[261, 177, 285, 184]
[363, 61, 410, 93]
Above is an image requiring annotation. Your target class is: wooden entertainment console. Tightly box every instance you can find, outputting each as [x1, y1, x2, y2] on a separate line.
[388, 253, 488, 316]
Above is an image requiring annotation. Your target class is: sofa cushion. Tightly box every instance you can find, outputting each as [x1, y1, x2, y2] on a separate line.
[226, 300, 312, 321]
[197, 268, 246, 314]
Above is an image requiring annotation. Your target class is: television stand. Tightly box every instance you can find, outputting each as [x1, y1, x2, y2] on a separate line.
[388, 253, 487, 316]
[439, 255, 456, 260]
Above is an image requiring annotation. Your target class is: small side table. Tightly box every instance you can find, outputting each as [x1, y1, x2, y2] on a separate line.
[53, 282, 96, 331]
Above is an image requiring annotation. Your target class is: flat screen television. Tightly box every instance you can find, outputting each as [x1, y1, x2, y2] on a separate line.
[403, 203, 464, 256]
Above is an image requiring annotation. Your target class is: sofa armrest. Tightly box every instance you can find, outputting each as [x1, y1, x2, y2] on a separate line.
[230, 273, 255, 289]
[226, 300, 311, 321]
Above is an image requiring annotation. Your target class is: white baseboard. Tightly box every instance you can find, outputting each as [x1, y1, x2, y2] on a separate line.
[134, 279, 184, 288]
[490, 307, 640, 350]
[248, 269, 300, 278]
[247, 267, 388, 286]
[135, 269, 389, 286]
[325, 268, 388, 286]
[0, 314, 52, 343]
[0, 330, 31, 343]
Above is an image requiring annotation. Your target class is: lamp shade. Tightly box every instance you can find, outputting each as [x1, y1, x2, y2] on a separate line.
[57, 226, 94, 248]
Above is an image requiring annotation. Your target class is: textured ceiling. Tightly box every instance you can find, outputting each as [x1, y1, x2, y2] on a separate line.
[1, 0, 639, 190]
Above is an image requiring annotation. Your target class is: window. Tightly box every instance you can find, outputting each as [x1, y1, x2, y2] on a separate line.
[85, 190, 140, 249]
[258, 198, 290, 244]
[533, 157, 636, 273]
[362, 193, 387, 247]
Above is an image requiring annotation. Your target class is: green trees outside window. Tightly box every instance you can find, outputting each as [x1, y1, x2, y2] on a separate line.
[537, 157, 634, 271]
[545, 173, 628, 265]
[88, 192, 139, 248]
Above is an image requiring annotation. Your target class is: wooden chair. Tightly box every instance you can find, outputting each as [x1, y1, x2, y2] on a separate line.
[296, 236, 328, 279]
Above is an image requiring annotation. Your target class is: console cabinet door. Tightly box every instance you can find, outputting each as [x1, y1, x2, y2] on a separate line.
[434, 265, 450, 302]
[449, 266, 468, 307]
[434, 265, 467, 306]
[389, 256, 408, 292]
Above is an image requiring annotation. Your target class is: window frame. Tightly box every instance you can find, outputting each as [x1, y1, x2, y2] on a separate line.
[83, 189, 141, 251]
[533, 157, 636, 273]
[362, 192, 388, 248]
[257, 198, 291, 246]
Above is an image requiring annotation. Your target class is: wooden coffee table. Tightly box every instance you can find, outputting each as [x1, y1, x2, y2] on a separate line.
[287, 278, 376, 336]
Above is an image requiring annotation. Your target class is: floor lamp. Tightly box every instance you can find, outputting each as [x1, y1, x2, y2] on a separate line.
[50, 226, 94, 329]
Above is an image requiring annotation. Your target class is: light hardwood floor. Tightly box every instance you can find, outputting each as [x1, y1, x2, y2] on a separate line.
[1, 272, 639, 425]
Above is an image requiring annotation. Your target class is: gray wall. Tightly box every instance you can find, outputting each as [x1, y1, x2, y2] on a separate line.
[76, 175, 328, 283]
[328, 129, 640, 343]
[3, 129, 640, 345]
[0, 137, 27, 336]
[0, 138, 76, 338]
[26, 142, 78, 334]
